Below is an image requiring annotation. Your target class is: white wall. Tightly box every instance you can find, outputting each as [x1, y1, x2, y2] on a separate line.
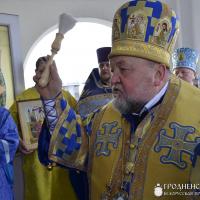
[0, 0, 127, 62]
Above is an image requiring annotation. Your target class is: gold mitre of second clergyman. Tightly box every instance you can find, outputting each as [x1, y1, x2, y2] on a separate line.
[109, 0, 180, 68]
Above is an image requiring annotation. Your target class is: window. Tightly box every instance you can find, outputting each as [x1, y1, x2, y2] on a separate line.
[24, 19, 111, 99]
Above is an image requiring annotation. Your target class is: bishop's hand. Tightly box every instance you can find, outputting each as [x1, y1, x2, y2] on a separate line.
[33, 56, 62, 100]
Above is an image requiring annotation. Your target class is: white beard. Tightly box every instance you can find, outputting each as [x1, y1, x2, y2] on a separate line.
[112, 96, 145, 114]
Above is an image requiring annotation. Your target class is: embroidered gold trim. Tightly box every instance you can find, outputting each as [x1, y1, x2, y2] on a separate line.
[48, 99, 86, 171]
[130, 75, 181, 199]
[110, 40, 171, 67]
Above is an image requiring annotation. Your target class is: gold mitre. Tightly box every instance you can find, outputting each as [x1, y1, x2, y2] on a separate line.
[109, 0, 180, 67]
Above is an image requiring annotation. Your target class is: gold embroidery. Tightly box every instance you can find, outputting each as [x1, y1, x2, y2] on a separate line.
[130, 76, 181, 199]
[112, 40, 170, 67]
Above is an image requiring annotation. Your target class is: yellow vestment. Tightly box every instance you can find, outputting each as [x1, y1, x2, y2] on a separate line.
[9, 87, 78, 200]
[47, 76, 200, 200]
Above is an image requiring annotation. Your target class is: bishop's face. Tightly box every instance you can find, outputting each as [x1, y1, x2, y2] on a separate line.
[110, 56, 159, 114]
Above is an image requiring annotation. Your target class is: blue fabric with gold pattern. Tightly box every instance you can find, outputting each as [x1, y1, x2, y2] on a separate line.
[79, 68, 112, 101]
[57, 116, 81, 158]
[38, 121, 89, 200]
[77, 68, 112, 116]
[39, 98, 82, 162]
[172, 47, 199, 72]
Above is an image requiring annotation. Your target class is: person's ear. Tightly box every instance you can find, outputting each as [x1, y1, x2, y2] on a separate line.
[154, 63, 166, 86]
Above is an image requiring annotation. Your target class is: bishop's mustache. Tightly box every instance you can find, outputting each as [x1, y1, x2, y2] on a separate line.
[112, 86, 121, 92]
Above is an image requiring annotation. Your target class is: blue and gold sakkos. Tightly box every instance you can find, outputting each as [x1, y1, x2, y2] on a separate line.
[46, 75, 200, 200]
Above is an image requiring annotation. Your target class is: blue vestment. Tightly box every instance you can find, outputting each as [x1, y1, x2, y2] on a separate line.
[0, 107, 19, 200]
[77, 68, 112, 117]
